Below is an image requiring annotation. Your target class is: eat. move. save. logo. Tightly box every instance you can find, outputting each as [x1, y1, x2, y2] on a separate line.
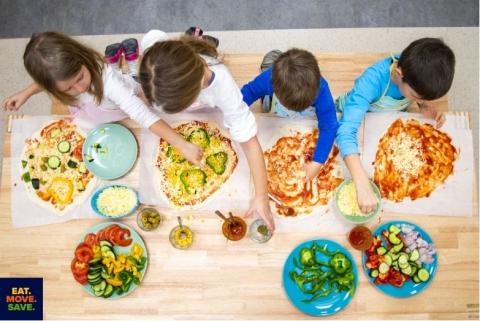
[0, 278, 43, 320]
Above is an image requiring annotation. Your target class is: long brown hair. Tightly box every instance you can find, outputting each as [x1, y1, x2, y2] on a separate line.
[23, 31, 104, 105]
[139, 35, 218, 113]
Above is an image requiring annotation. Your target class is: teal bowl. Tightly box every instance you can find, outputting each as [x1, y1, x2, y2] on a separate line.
[91, 185, 139, 219]
[334, 179, 381, 224]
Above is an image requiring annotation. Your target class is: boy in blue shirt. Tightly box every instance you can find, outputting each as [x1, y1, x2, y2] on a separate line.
[336, 38, 455, 214]
[241, 49, 339, 181]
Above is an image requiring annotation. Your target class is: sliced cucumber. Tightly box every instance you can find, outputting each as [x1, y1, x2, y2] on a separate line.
[89, 265, 102, 272]
[398, 253, 409, 265]
[57, 140, 71, 153]
[378, 262, 390, 274]
[101, 271, 112, 280]
[392, 243, 404, 253]
[99, 240, 113, 248]
[388, 225, 401, 235]
[89, 258, 102, 265]
[103, 284, 114, 298]
[376, 246, 387, 255]
[388, 233, 401, 245]
[48, 156, 61, 169]
[409, 249, 420, 261]
[409, 265, 418, 277]
[370, 269, 379, 278]
[401, 265, 412, 276]
[417, 268, 430, 282]
[384, 254, 393, 266]
[412, 275, 421, 283]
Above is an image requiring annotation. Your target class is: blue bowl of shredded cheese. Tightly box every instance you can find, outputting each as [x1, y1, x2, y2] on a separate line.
[335, 179, 381, 224]
[91, 185, 140, 219]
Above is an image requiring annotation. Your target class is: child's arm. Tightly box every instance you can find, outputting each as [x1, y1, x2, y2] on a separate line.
[2, 82, 43, 111]
[241, 136, 275, 232]
[304, 78, 339, 181]
[240, 68, 274, 106]
[336, 67, 383, 213]
[418, 101, 445, 128]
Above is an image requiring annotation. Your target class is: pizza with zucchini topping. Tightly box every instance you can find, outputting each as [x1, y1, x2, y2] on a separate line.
[155, 121, 238, 208]
[20, 120, 96, 213]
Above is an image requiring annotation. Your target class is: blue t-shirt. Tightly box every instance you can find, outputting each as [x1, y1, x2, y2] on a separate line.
[241, 67, 338, 164]
[335, 55, 404, 157]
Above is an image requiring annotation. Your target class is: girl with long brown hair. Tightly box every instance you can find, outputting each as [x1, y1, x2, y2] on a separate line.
[139, 31, 275, 232]
[2, 31, 202, 166]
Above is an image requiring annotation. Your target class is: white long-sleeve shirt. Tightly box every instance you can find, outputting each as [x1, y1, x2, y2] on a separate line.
[178, 58, 258, 143]
[75, 65, 160, 128]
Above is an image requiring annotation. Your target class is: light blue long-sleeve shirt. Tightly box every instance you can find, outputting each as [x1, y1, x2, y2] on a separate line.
[336, 55, 404, 157]
[241, 67, 338, 164]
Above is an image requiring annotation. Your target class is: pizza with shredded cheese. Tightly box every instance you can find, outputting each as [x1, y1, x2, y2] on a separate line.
[20, 120, 96, 214]
[155, 120, 238, 208]
[373, 118, 458, 202]
[264, 129, 343, 217]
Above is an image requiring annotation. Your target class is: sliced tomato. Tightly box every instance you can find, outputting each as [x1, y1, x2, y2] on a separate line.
[75, 243, 94, 263]
[71, 258, 89, 276]
[73, 271, 88, 285]
[84, 233, 97, 247]
[113, 228, 132, 247]
[107, 225, 121, 243]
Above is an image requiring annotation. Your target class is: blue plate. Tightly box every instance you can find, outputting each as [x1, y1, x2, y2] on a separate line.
[83, 123, 138, 180]
[362, 220, 437, 298]
[90, 185, 139, 219]
[78, 222, 148, 299]
[283, 239, 358, 317]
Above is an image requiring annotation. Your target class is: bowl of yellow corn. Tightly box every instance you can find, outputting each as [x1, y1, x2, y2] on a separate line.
[334, 178, 381, 224]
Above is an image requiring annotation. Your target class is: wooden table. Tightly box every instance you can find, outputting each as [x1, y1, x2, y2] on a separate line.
[1, 113, 478, 320]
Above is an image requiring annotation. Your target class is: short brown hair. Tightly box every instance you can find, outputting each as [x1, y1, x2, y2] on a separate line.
[398, 38, 455, 100]
[23, 31, 104, 105]
[139, 36, 218, 113]
[272, 49, 320, 111]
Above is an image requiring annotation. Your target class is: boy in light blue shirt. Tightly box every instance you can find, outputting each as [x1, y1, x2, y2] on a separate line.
[336, 38, 455, 214]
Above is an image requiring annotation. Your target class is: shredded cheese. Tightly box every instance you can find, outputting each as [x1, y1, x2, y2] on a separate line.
[388, 132, 425, 178]
[97, 186, 137, 216]
[337, 181, 368, 216]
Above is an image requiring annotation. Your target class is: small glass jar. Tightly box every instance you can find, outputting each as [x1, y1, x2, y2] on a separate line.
[222, 216, 247, 241]
[249, 219, 272, 243]
[137, 207, 162, 231]
[169, 225, 194, 250]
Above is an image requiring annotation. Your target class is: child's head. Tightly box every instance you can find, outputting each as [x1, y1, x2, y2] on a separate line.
[272, 49, 320, 111]
[139, 36, 218, 113]
[396, 38, 455, 102]
[23, 31, 104, 105]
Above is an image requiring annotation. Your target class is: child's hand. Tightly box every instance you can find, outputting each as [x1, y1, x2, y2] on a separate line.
[2, 91, 29, 111]
[245, 194, 275, 232]
[420, 104, 445, 128]
[355, 178, 378, 214]
[303, 161, 322, 182]
[178, 141, 205, 168]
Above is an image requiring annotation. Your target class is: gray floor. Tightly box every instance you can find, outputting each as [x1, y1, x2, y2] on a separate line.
[0, 0, 478, 38]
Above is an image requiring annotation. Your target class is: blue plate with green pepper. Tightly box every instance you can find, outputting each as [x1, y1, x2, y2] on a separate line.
[282, 239, 357, 316]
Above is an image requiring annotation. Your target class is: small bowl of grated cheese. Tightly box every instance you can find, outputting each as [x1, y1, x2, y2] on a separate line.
[335, 179, 381, 224]
[91, 185, 139, 218]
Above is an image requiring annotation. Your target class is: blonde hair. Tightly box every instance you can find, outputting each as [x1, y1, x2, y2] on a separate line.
[23, 31, 104, 105]
[139, 36, 218, 113]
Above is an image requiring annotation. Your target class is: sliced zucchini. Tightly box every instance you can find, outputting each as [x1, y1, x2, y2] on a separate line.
[67, 159, 78, 168]
[31, 178, 40, 190]
[376, 246, 387, 255]
[48, 156, 61, 169]
[57, 140, 71, 153]
[378, 262, 390, 274]
[417, 268, 430, 282]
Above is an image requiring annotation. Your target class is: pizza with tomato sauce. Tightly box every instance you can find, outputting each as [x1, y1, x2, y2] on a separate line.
[264, 129, 343, 217]
[373, 118, 458, 202]
[20, 120, 96, 214]
[155, 120, 238, 208]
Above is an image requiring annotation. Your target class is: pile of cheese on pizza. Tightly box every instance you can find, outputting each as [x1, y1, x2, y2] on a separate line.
[373, 118, 458, 202]
[155, 120, 238, 208]
[20, 120, 96, 214]
[264, 129, 343, 217]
